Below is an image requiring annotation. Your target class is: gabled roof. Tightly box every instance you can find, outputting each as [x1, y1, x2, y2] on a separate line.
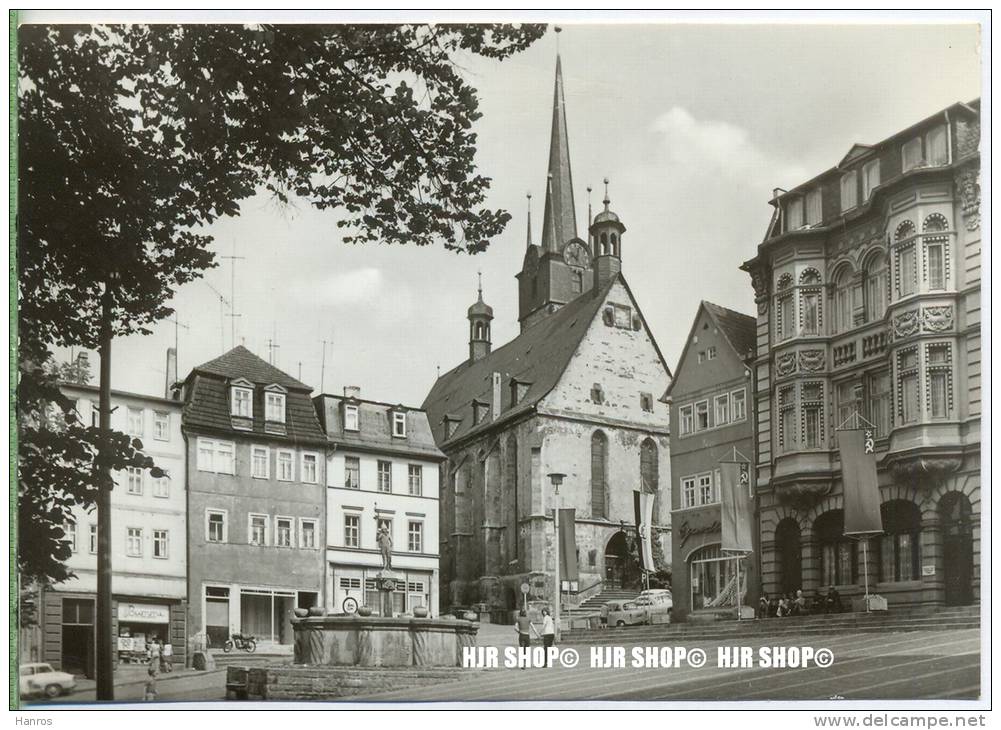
[704, 301, 757, 362]
[422, 276, 617, 447]
[838, 143, 875, 168]
[314, 394, 443, 460]
[189, 345, 311, 391]
[664, 301, 755, 398]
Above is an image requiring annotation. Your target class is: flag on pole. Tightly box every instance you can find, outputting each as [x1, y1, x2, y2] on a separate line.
[633, 491, 654, 571]
[558, 508, 579, 581]
[720, 461, 754, 553]
[841, 428, 883, 535]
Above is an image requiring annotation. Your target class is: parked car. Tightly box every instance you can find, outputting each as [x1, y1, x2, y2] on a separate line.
[605, 600, 648, 627]
[636, 589, 673, 621]
[19, 663, 76, 699]
[637, 588, 673, 608]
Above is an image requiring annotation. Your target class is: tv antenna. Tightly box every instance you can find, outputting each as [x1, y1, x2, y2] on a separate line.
[202, 281, 232, 354]
[220, 241, 246, 350]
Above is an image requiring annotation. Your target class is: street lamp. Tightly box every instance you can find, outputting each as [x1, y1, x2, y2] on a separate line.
[547, 472, 566, 641]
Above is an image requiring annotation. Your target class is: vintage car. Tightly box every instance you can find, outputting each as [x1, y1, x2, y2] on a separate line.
[636, 589, 673, 621]
[605, 600, 648, 627]
[19, 663, 76, 699]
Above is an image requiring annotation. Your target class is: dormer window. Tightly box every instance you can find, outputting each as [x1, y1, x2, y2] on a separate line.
[265, 391, 286, 423]
[344, 404, 359, 432]
[472, 399, 489, 425]
[230, 380, 253, 422]
[510, 378, 531, 406]
[443, 415, 461, 439]
[392, 410, 407, 438]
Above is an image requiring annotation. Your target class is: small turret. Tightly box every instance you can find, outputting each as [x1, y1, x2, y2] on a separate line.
[468, 272, 493, 362]
[590, 178, 626, 291]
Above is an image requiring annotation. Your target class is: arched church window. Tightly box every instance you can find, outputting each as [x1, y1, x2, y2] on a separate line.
[600, 232, 609, 255]
[591, 431, 608, 519]
[610, 233, 618, 256]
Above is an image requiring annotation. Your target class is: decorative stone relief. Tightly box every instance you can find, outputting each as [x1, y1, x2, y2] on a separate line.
[922, 306, 954, 333]
[891, 310, 920, 340]
[751, 269, 770, 314]
[799, 349, 826, 372]
[955, 167, 980, 231]
[775, 352, 797, 376]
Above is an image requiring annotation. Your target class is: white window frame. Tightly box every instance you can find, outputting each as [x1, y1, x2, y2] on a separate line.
[299, 518, 318, 550]
[408, 464, 423, 496]
[377, 460, 393, 493]
[731, 388, 747, 422]
[840, 170, 858, 212]
[805, 187, 822, 226]
[345, 456, 361, 489]
[153, 529, 169, 560]
[301, 451, 319, 484]
[714, 393, 730, 426]
[65, 521, 77, 553]
[862, 159, 880, 201]
[248, 513, 270, 547]
[126, 527, 143, 557]
[152, 475, 169, 499]
[682, 477, 697, 509]
[694, 400, 709, 431]
[275, 516, 295, 548]
[697, 472, 715, 506]
[392, 411, 407, 438]
[196, 437, 236, 475]
[344, 513, 361, 548]
[153, 411, 170, 441]
[206, 509, 228, 544]
[344, 404, 360, 431]
[706, 346, 717, 360]
[127, 407, 144, 438]
[252, 445, 270, 480]
[265, 392, 286, 423]
[89, 524, 97, 555]
[231, 386, 253, 418]
[679, 405, 694, 436]
[277, 449, 294, 482]
[126, 467, 144, 495]
[408, 520, 424, 553]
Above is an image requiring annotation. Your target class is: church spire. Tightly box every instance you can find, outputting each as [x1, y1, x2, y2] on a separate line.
[540, 54, 577, 253]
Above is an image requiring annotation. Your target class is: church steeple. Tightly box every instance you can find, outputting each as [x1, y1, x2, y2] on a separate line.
[468, 272, 493, 362]
[539, 54, 577, 253]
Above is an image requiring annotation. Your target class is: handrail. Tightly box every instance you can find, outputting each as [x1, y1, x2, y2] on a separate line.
[564, 578, 604, 607]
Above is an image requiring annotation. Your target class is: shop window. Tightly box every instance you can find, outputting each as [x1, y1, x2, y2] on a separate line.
[878, 501, 922, 582]
[815, 510, 856, 586]
[690, 544, 743, 611]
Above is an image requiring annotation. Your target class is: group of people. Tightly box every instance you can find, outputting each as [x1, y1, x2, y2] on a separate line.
[143, 638, 173, 701]
[514, 608, 557, 666]
[759, 586, 843, 618]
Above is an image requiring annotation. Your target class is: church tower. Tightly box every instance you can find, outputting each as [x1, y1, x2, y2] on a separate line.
[591, 178, 625, 291]
[517, 55, 593, 331]
[468, 274, 493, 362]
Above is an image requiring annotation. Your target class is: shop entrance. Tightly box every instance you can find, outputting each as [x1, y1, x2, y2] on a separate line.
[61, 598, 94, 678]
[940, 492, 974, 606]
[239, 588, 297, 644]
[205, 586, 231, 648]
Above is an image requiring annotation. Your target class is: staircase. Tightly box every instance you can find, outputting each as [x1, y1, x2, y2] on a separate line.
[562, 604, 980, 644]
[561, 588, 642, 623]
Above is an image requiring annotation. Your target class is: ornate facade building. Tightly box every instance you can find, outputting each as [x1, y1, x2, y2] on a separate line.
[423, 57, 673, 612]
[742, 100, 981, 608]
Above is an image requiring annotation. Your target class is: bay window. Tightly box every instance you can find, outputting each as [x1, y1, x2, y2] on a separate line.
[898, 349, 919, 424]
[802, 382, 824, 449]
[897, 245, 917, 297]
[927, 344, 952, 419]
[867, 371, 892, 437]
[926, 241, 945, 290]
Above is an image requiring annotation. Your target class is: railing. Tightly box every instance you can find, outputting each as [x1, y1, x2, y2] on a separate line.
[831, 326, 889, 370]
[564, 578, 604, 607]
[862, 331, 888, 358]
[833, 342, 856, 367]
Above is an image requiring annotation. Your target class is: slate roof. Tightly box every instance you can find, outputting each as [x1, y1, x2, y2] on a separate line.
[422, 276, 618, 448]
[314, 395, 443, 460]
[181, 346, 326, 445]
[703, 301, 757, 362]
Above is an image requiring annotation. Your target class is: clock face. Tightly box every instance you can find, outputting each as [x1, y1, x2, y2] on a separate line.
[564, 241, 590, 268]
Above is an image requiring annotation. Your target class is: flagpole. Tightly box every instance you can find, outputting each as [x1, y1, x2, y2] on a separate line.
[862, 538, 871, 613]
[735, 555, 742, 621]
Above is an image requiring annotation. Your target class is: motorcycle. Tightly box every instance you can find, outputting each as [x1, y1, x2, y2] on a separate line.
[223, 632, 257, 653]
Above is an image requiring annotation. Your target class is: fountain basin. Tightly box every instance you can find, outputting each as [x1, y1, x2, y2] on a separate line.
[292, 615, 478, 668]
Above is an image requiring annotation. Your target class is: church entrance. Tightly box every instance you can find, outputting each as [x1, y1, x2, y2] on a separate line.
[604, 531, 640, 590]
[940, 492, 974, 606]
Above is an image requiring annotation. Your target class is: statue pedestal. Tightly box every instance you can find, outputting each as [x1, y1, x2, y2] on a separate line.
[376, 570, 400, 617]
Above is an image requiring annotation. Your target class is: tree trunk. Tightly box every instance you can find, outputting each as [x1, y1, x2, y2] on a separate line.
[96, 286, 114, 700]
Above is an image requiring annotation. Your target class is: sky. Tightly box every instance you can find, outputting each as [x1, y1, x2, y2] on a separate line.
[50, 20, 982, 407]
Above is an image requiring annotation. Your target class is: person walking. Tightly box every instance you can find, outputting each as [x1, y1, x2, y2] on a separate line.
[159, 640, 173, 673]
[514, 609, 541, 668]
[540, 608, 556, 666]
[143, 667, 159, 701]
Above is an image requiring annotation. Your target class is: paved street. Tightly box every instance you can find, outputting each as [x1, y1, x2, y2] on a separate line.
[356, 628, 981, 702]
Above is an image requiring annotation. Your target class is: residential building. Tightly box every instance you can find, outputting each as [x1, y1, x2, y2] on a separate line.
[741, 100, 981, 608]
[38, 365, 186, 676]
[423, 55, 673, 613]
[179, 346, 327, 648]
[664, 302, 757, 622]
[314, 388, 444, 616]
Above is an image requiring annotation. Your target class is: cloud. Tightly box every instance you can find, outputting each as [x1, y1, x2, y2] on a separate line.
[651, 106, 806, 188]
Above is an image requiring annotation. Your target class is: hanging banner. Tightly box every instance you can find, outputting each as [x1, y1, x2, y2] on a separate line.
[841, 428, 883, 535]
[558, 508, 579, 582]
[632, 491, 654, 571]
[720, 461, 754, 553]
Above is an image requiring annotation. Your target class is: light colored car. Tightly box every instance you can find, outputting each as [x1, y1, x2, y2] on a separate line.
[605, 600, 648, 627]
[19, 663, 76, 699]
[636, 589, 673, 620]
[637, 588, 673, 608]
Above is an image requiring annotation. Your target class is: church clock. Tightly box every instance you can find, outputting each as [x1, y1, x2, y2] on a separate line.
[563, 240, 590, 268]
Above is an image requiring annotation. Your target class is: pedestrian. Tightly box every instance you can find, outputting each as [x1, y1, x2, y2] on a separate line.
[160, 640, 173, 673]
[540, 608, 556, 666]
[758, 593, 770, 619]
[143, 667, 159, 701]
[514, 609, 541, 669]
[148, 638, 161, 672]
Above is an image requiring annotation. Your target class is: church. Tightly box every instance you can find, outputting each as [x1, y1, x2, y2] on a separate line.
[422, 56, 674, 613]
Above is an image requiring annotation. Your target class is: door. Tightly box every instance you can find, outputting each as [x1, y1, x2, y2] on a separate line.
[61, 599, 95, 678]
[775, 519, 802, 595]
[941, 491, 974, 606]
[604, 531, 629, 589]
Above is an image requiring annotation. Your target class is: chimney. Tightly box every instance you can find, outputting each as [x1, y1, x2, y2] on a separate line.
[343, 386, 361, 400]
[165, 348, 177, 399]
